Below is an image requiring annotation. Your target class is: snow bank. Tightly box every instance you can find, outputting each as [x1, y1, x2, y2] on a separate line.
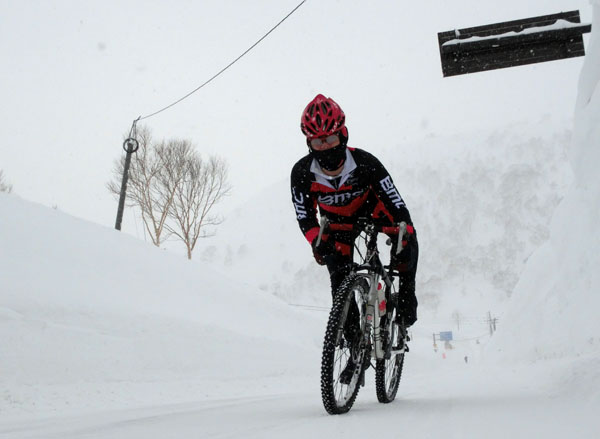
[490, 2, 600, 400]
[0, 194, 322, 418]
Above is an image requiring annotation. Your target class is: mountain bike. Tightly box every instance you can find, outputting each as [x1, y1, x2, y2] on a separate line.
[318, 217, 410, 415]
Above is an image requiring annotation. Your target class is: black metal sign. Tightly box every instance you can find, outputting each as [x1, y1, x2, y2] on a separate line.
[438, 10, 591, 77]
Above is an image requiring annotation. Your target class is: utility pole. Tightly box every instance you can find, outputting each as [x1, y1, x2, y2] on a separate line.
[114, 137, 139, 230]
[486, 311, 499, 336]
[114, 118, 141, 231]
[452, 311, 461, 331]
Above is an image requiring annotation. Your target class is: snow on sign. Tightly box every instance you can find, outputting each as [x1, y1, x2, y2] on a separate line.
[438, 10, 592, 77]
[439, 331, 453, 341]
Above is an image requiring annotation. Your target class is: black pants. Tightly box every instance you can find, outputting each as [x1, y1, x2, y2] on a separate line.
[325, 253, 354, 297]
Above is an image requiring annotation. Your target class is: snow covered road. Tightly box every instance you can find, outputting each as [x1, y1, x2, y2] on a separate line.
[3, 359, 598, 439]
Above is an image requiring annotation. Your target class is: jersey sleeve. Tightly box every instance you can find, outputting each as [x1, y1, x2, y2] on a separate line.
[366, 153, 413, 225]
[290, 161, 320, 244]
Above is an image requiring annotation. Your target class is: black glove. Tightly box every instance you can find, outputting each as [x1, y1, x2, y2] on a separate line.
[390, 225, 418, 273]
[312, 238, 335, 265]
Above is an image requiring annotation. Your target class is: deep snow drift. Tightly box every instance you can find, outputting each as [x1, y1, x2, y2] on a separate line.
[488, 1, 600, 399]
[0, 193, 324, 418]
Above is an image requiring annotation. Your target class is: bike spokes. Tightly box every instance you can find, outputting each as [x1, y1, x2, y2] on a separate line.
[321, 275, 368, 414]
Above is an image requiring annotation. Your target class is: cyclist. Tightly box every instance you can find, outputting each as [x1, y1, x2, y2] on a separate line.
[290, 94, 419, 328]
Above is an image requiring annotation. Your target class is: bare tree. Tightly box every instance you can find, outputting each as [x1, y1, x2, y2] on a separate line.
[0, 170, 13, 193]
[166, 152, 231, 259]
[107, 129, 231, 258]
[107, 127, 179, 246]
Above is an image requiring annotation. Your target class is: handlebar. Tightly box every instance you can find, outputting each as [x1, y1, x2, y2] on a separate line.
[316, 216, 407, 256]
[327, 223, 404, 235]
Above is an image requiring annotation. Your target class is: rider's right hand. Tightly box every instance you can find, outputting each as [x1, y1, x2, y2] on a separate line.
[312, 238, 336, 265]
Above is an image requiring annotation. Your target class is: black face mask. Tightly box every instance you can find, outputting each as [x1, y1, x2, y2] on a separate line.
[310, 144, 347, 171]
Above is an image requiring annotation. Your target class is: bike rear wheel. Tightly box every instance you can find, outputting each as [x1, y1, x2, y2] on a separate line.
[375, 308, 405, 403]
[320, 274, 368, 415]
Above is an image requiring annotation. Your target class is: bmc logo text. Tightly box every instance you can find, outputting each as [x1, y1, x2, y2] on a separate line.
[318, 190, 364, 206]
[379, 176, 405, 209]
[292, 188, 307, 220]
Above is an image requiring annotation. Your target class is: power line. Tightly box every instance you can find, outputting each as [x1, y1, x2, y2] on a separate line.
[288, 303, 329, 312]
[138, 0, 307, 122]
[452, 332, 490, 342]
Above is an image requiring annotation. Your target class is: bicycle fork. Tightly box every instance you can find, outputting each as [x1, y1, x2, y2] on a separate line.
[361, 272, 388, 361]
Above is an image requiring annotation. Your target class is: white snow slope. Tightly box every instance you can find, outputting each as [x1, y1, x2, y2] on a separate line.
[2, 6, 600, 439]
[1, 192, 598, 437]
[0, 193, 324, 420]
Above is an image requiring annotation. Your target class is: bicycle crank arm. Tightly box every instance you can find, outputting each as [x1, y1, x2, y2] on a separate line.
[387, 346, 409, 357]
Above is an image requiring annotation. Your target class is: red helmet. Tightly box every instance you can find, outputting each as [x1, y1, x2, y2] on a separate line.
[300, 94, 347, 139]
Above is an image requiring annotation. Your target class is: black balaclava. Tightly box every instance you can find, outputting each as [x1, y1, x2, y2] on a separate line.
[309, 129, 349, 172]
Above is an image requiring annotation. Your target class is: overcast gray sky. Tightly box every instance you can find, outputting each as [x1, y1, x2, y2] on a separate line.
[0, 0, 592, 232]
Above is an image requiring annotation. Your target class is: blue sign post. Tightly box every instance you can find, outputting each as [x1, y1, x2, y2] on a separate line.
[439, 331, 453, 342]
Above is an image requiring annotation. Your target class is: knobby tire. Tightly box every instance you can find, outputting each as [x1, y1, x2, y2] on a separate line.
[375, 308, 405, 403]
[320, 274, 367, 415]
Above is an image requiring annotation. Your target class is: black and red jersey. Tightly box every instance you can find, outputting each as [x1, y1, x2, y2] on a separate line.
[290, 147, 413, 252]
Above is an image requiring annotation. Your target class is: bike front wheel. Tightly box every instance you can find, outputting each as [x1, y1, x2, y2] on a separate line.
[375, 308, 405, 403]
[320, 274, 368, 415]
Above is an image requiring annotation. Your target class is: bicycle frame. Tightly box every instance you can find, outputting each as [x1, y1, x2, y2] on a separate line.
[322, 217, 407, 362]
[352, 224, 396, 361]
[319, 218, 410, 413]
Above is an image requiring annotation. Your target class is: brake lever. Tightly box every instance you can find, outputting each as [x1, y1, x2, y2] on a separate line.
[315, 216, 330, 247]
[396, 221, 407, 256]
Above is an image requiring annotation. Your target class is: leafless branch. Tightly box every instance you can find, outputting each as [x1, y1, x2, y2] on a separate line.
[0, 170, 13, 193]
[165, 152, 231, 259]
[107, 127, 174, 246]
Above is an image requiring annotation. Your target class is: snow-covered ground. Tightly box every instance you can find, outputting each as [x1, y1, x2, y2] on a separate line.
[0, 193, 326, 419]
[2, 3, 600, 438]
[1, 191, 598, 438]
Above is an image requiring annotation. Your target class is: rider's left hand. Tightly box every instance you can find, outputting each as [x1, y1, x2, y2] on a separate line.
[312, 237, 335, 265]
[391, 225, 417, 272]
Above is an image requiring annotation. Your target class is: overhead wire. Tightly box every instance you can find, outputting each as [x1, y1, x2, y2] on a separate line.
[288, 303, 329, 312]
[451, 332, 490, 342]
[135, 0, 307, 123]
